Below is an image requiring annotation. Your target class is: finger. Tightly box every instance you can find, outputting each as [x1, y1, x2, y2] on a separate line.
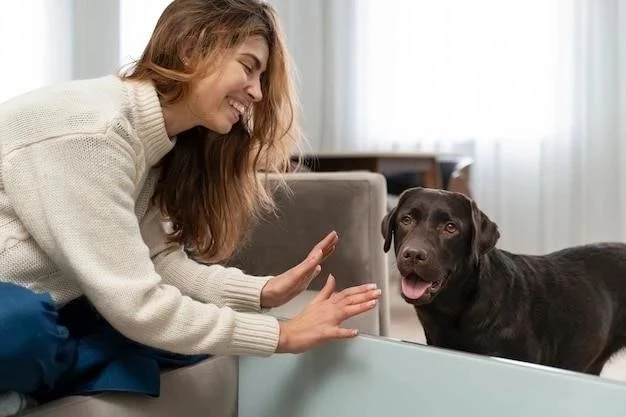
[290, 265, 321, 297]
[328, 327, 359, 339]
[313, 231, 338, 257]
[312, 274, 336, 304]
[334, 283, 379, 301]
[321, 234, 339, 256]
[298, 233, 339, 275]
[320, 244, 336, 263]
[319, 230, 339, 248]
[309, 265, 322, 281]
[340, 299, 377, 320]
[288, 249, 323, 279]
[339, 289, 382, 307]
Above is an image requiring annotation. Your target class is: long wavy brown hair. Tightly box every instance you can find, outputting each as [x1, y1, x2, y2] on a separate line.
[120, 0, 301, 262]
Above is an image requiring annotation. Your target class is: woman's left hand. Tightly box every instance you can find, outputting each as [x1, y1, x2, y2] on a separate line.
[260, 231, 338, 309]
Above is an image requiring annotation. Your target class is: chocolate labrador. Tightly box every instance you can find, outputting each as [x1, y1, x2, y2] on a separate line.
[382, 187, 626, 375]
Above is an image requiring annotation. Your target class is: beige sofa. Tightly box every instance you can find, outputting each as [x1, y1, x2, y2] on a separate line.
[23, 171, 390, 417]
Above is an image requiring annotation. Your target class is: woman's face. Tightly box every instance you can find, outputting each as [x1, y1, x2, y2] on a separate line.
[187, 36, 269, 134]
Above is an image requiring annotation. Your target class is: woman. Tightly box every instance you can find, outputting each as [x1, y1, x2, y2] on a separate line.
[0, 0, 380, 413]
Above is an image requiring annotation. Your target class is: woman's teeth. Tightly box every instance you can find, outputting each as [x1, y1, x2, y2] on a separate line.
[228, 99, 246, 115]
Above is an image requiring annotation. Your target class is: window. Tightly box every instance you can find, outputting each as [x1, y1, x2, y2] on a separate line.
[361, 0, 566, 148]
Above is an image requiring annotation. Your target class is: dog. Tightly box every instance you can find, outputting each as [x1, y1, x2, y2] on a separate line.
[382, 187, 626, 375]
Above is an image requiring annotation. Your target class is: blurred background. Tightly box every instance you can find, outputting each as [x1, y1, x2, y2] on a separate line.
[1, 0, 625, 255]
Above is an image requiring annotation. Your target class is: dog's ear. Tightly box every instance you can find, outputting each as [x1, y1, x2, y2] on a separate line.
[381, 188, 421, 252]
[469, 199, 500, 264]
[381, 206, 397, 253]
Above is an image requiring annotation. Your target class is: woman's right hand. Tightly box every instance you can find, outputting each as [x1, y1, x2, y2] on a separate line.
[276, 274, 382, 354]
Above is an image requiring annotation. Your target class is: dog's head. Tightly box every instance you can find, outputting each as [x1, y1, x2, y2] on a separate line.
[381, 187, 499, 305]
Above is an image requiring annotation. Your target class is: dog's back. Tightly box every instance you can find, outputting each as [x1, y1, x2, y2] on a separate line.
[544, 243, 626, 303]
[461, 243, 626, 373]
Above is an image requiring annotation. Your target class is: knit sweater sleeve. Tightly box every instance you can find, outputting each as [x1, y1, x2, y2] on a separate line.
[140, 206, 273, 313]
[2, 122, 279, 356]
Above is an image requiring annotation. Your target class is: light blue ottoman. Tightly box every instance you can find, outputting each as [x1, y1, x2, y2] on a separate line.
[239, 335, 626, 417]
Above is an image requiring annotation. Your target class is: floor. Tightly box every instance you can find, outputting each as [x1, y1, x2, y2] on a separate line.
[385, 255, 626, 383]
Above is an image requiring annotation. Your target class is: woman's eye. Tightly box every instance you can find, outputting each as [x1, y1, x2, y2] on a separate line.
[444, 222, 457, 233]
[400, 216, 413, 225]
[242, 63, 253, 74]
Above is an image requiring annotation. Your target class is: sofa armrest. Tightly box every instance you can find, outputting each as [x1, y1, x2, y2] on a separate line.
[226, 171, 390, 336]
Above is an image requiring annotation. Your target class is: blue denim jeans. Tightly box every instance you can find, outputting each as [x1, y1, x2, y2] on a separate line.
[0, 283, 206, 404]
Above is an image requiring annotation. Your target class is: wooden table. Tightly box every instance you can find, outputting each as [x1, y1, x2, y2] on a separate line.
[294, 152, 444, 189]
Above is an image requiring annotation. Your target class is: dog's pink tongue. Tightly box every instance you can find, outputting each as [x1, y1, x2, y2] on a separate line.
[401, 276, 431, 300]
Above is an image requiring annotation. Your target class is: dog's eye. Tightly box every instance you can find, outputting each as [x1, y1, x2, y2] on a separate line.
[400, 215, 413, 225]
[444, 222, 458, 233]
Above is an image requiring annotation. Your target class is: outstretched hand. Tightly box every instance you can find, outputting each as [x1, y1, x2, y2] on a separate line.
[261, 231, 338, 309]
[276, 274, 381, 353]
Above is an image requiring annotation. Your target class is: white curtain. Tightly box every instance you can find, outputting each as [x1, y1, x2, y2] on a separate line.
[0, 0, 73, 103]
[119, 0, 173, 66]
[269, 0, 365, 152]
[0, 0, 120, 101]
[471, 0, 626, 253]
[277, 0, 626, 254]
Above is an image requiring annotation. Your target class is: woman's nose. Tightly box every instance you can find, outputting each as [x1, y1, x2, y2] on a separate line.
[246, 77, 263, 102]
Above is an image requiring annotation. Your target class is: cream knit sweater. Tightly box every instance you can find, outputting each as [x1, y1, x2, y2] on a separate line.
[0, 75, 279, 356]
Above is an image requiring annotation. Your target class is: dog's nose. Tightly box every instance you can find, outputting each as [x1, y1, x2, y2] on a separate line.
[401, 247, 428, 263]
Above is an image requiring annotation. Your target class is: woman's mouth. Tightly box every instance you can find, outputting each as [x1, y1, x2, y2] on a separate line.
[228, 98, 246, 116]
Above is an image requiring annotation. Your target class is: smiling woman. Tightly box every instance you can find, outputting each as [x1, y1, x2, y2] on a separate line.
[120, 0, 300, 262]
[0, 0, 381, 412]
[162, 35, 268, 137]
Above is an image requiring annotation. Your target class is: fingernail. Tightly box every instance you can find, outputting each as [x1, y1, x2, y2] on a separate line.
[367, 284, 377, 290]
[352, 329, 359, 336]
[370, 300, 377, 307]
[374, 289, 382, 296]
